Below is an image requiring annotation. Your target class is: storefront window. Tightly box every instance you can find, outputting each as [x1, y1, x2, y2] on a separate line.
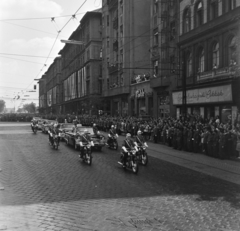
[138, 98, 146, 116]
[193, 107, 200, 115]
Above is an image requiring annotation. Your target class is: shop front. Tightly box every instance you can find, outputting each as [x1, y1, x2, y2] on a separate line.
[130, 84, 153, 117]
[172, 84, 237, 123]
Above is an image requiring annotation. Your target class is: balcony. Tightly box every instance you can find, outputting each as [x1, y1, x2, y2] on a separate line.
[131, 73, 150, 85]
[113, 17, 118, 29]
[113, 39, 118, 51]
[108, 63, 118, 74]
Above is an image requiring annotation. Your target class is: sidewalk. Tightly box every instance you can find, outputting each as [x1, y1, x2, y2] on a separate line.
[104, 132, 240, 185]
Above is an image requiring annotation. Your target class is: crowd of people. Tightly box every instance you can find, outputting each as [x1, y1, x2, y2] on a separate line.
[1, 112, 240, 160]
[77, 114, 240, 160]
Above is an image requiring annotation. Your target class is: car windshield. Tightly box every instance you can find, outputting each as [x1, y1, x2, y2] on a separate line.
[76, 127, 93, 134]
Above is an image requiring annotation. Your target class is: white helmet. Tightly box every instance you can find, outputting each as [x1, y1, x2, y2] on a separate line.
[126, 133, 131, 138]
[137, 130, 142, 135]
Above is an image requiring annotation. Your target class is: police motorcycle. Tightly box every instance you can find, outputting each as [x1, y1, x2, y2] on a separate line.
[79, 132, 94, 165]
[107, 125, 119, 150]
[134, 137, 149, 166]
[48, 124, 59, 150]
[31, 120, 38, 134]
[118, 134, 139, 174]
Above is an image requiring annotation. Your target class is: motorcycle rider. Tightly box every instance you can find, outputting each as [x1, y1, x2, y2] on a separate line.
[121, 133, 137, 167]
[31, 119, 38, 132]
[79, 129, 92, 158]
[48, 123, 60, 146]
[134, 130, 148, 147]
[134, 130, 148, 154]
[107, 125, 118, 146]
[93, 123, 100, 138]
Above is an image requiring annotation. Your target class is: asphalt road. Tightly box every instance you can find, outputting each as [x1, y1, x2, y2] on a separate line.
[0, 123, 240, 231]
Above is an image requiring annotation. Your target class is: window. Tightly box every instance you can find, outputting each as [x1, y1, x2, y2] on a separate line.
[170, 21, 176, 41]
[154, 30, 158, 45]
[212, 42, 219, 68]
[223, 0, 236, 13]
[107, 78, 110, 89]
[227, 36, 237, 66]
[107, 37, 109, 48]
[153, 60, 158, 76]
[183, 8, 191, 33]
[86, 80, 90, 95]
[198, 48, 205, 72]
[186, 52, 192, 77]
[195, 1, 203, 27]
[153, 0, 158, 14]
[107, 15, 109, 26]
[210, 0, 218, 20]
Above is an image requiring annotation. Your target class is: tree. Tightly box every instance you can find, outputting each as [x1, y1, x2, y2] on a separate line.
[23, 102, 36, 113]
[0, 100, 6, 113]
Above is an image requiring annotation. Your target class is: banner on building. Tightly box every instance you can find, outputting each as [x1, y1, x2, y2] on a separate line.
[172, 84, 232, 105]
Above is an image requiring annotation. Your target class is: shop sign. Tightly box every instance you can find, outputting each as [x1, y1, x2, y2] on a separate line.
[136, 89, 145, 98]
[172, 85, 232, 105]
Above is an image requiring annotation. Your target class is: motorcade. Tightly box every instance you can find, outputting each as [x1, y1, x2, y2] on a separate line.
[58, 123, 80, 141]
[32, 124, 38, 134]
[64, 127, 106, 151]
[41, 120, 57, 134]
[136, 144, 148, 166]
[106, 134, 118, 150]
[79, 140, 94, 165]
[48, 131, 59, 150]
[118, 148, 139, 174]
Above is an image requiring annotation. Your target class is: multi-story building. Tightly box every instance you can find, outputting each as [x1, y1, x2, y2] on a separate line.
[38, 56, 62, 114]
[102, 0, 151, 116]
[150, 0, 179, 118]
[174, 0, 240, 122]
[58, 9, 102, 115]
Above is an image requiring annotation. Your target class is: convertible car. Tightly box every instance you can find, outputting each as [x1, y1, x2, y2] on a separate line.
[64, 126, 106, 151]
[58, 123, 82, 141]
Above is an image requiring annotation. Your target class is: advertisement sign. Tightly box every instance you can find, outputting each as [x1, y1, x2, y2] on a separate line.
[172, 85, 232, 105]
[136, 89, 145, 98]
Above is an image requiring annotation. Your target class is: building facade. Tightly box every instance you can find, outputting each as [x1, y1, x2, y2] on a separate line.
[102, 0, 151, 116]
[150, 0, 179, 118]
[58, 9, 102, 116]
[175, 0, 240, 122]
[39, 57, 62, 114]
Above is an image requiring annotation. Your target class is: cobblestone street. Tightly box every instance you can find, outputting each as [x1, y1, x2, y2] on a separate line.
[0, 123, 240, 231]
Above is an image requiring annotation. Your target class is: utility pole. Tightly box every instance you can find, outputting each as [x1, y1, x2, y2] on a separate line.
[182, 50, 187, 116]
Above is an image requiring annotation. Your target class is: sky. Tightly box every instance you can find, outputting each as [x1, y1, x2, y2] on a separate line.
[0, 0, 102, 110]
